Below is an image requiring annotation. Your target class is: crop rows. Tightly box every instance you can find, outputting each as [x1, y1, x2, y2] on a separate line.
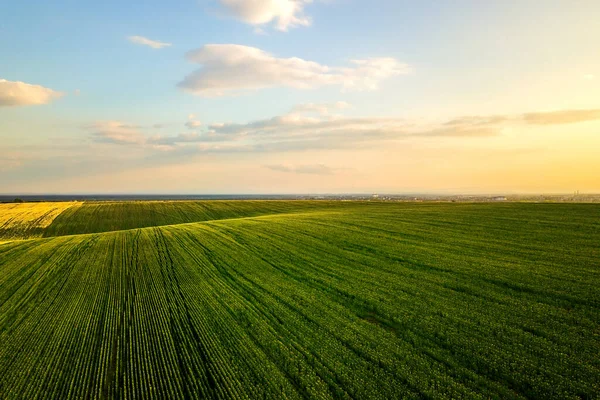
[0, 202, 598, 398]
[0, 202, 80, 242]
[42, 200, 347, 237]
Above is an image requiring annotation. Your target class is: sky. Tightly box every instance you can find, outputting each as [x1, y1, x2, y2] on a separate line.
[1, 0, 599, 194]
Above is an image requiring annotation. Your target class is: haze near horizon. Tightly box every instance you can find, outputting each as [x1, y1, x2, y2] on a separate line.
[2, 0, 599, 193]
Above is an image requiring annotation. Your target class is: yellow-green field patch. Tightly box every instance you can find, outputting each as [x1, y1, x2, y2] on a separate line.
[0, 201, 81, 240]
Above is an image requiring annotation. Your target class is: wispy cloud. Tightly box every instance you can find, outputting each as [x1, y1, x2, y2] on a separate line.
[218, 0, 313, 31]
[185, 114, 202, 129]
[442, 115, 509, 127]
[522, 109, 600, 125]
[443, 109, 600, 127]
[185, 120, 202, 129]
[127, 35, 172, 49]
[87, 121, 147, 145]
[136, 102, 499, 154]
[266, 163, 335, 175]
[81, 106, 600, 158]
[418, 126, 499, 137]
[152, 132, 206, 146]
[178, 44, 411, 97]
[0, 79, 64, 107]
[291, 101, 351, 116]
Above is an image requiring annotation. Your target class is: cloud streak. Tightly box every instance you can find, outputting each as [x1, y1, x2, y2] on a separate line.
[178, 44, 411, 97]
[87, 121, 147, 145]
[522, 109, 600, 125]
[124, 102, 499, 155]
[444, 109, 600, 127]
[266, 163, 335, 175]
[0, 79, 64, 107]
[82, 106, 600, 158]
[128, 35, 172, 49]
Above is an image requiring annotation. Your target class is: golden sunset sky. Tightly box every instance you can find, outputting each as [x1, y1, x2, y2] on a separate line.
[1, 1, 599, 193]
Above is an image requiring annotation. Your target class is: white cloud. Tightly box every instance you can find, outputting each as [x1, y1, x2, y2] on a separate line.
[127, 35, 172, 49]
[342, 58, 410, 91]
[186, 120, 202, 129]
[146, 103, 497, 153]
[87, 121, 147, 145]
[219, 0, 312, 31]
[178, 44, 411, 96]
[0, 79, 64, 107]
[186, 114, 202, 129]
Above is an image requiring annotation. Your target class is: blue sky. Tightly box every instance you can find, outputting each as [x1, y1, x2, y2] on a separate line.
[1, 0, 599, 193]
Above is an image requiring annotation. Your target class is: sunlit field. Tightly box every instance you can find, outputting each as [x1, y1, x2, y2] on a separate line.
[0, 202, 81, 241]
[1, 201, 598, 399]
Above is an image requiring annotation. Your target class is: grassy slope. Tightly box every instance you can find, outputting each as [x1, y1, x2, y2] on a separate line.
[0, 202, 81, 241]
[42, 200, 345, 237]
[0, 203, 598, 399]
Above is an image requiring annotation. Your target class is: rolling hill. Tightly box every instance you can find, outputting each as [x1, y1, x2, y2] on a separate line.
[0, 201, 598, 398]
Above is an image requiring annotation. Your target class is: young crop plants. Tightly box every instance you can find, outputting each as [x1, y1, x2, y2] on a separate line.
[0, 201, 598, 398]
[41, 200, 345, 237]
[0, 201, 81, 241]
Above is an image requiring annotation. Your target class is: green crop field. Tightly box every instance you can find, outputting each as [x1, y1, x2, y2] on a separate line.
[41, 200, 346, 237]
[0, 201, 598, 399]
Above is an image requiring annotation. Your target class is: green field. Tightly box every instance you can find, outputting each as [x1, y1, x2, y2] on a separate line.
[41, 200, 345, 237]
[0, 201, 598, 399]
